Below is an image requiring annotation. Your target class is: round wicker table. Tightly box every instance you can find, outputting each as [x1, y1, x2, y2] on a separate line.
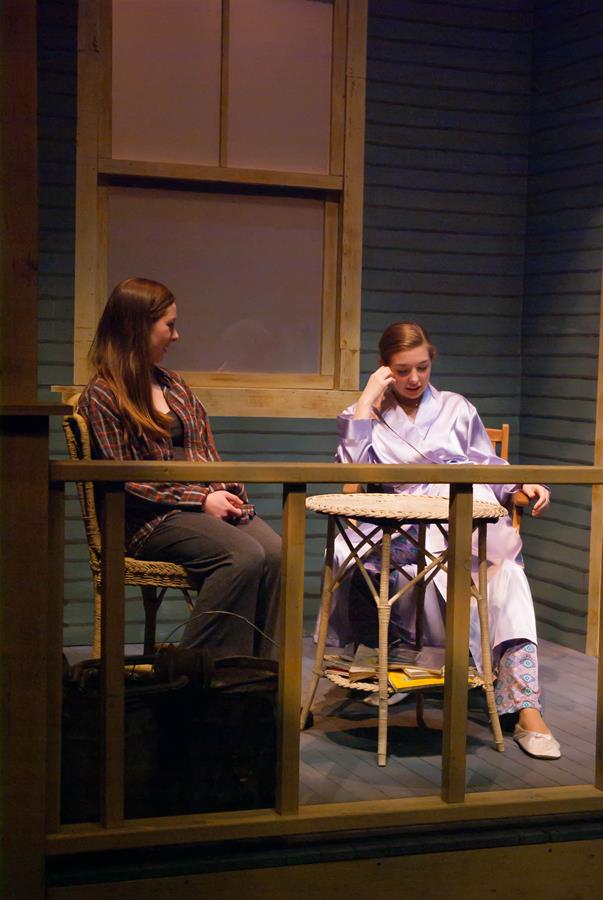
[301, 492, 507, 766]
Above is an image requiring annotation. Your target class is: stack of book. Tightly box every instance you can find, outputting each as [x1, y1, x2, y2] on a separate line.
[325, 644, 447, 692]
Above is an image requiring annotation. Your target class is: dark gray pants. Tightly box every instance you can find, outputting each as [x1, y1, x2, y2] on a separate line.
[138, 511, 281, 659]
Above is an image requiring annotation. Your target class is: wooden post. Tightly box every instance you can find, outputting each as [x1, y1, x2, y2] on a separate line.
[0, 2, 69, 896]
[596, 565, 603, 789]
[99, 485, 126, 828]
[337, 0, 367, 391]
[441, 484, 473, 804]
[0, 414, 49, 898]
[0, 0, 38, 405]
[73, 0, 103, 385]
[587, 269, 603, 657]
[47, 480, 66, 834]
[276, 483, 306, 815]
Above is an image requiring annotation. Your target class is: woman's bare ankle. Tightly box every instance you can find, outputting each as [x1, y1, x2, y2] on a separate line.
[518, 707, 550, 734]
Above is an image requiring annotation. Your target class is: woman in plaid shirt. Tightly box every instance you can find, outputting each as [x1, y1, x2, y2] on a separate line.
[77, 277, 280, 659]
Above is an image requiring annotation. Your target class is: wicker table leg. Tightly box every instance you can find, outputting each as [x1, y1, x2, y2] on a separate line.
[377, 530, 392, 766]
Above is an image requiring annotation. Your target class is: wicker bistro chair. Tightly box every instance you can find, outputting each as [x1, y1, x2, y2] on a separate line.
[63, 413, 196, 657]
[301, 492, 509, 767]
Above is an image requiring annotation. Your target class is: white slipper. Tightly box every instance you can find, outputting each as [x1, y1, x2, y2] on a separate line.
[513, 724, 561, 759]
[362, 691, 409, 707]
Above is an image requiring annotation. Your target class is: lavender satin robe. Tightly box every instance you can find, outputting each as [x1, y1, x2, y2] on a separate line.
[323, 385, 538, 672]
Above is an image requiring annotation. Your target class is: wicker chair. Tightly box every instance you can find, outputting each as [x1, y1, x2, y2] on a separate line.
[63, 413, 196, 657]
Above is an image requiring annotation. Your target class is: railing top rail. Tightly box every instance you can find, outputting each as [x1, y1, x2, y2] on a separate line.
[49, 460, 603, 485]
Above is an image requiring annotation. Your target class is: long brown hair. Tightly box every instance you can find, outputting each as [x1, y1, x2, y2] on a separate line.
[89, 277, 175, 438]
[378, 321, 437, 365]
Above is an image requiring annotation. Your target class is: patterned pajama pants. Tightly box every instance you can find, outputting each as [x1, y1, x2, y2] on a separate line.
[494, 640, 541, 714]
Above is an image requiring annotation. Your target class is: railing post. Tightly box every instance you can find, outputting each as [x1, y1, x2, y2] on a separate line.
[596, 525, 603, 790]
[99, 483, 125, 828]
[46, 479, 65, 833]
[442, 482, 473, 804]
[276, 482, 306, 815]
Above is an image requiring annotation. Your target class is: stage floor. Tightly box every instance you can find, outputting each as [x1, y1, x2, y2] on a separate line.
[299, 636, 598, 804]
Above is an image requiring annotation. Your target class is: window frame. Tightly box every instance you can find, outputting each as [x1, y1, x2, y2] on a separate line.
[73, 0, 368, 417]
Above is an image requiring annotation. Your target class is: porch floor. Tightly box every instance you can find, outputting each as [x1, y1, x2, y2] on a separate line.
[299, 636, 597, 804]
[64, 635, 598, 806]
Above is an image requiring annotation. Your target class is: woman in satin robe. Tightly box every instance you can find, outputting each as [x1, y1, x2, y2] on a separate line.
[328, 321, 561, 760]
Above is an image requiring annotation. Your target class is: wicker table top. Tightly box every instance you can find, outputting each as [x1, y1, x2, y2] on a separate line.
[305, 492, 507, 522]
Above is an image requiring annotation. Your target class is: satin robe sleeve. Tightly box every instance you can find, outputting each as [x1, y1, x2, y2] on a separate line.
[462, 403, 522, 504]
[335, 411, 376, 464]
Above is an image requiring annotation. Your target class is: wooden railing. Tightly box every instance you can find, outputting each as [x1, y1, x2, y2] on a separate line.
[46, 461, 603, 856]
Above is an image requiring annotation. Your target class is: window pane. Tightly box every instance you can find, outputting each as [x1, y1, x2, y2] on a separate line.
[108, 186, 324, 373]
[227, 0, 332, 173]
[112, 0, 221, 165]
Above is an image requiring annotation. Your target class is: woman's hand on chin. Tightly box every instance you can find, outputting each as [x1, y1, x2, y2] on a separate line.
[203, 490, 244, 519]
[521, 483, 550, 516]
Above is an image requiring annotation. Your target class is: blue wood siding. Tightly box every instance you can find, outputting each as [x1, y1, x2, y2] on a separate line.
[519, 0, 603, 650]
[36, 0, 603, 650]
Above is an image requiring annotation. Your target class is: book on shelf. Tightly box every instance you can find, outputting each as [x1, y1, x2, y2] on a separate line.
[388, 670, 446, 691]
[347, 643, 445, 683]
[323, 654, 352, 676]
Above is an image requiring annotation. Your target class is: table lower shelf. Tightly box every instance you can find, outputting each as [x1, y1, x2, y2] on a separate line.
[322, 656, 483, 694]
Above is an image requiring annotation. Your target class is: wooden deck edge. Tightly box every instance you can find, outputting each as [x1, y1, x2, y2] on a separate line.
[46, 784, 603, 856]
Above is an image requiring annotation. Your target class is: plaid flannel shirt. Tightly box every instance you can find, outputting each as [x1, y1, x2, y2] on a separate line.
[77, 367, 253, 555]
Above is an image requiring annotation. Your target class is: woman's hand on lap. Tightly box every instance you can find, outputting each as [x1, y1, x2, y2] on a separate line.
[521, 484, 550, 516]
[203, 490, 244, 519]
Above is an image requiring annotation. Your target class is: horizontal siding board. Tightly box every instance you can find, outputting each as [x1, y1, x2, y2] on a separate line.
[532, 99, 603, 131]
[364, 229, 524, 255]
[363, 270, 523, 295]
[529, 142, 603, 172]
[532, 54, 603, 93]
[527, 184, 603, 213]
[367, 100, 530, 134]
[362, 292, 522, 315]
[362, 310, 520, 334]
[363, 207, 524, 233]
[367, 58, 530, 94]
[370, 2, 532, 32]
[528, 207, 603, 230]
[522, 379, 597, 400]
[522, 334, 599, 355]
[366, 146, 528, 176]
[534, 0, 603, 32]
[529, 163, 603, 194]
[365, 184, 526, 214]
[368, 37, 530, 74]
[369, 13, 532, 52]
[523, 272, 601, 294]
[366, 122, 529, 155]
[363, 247, 524, 276]
[526, 231, 603, 253]
[523, 312, 600, 332]
[525, 524, 593, 556]
[529, 76, 603, 113]
[365, 79, 531, 114]
[534, 117, 602, 155]
[533, 31, 603, 68]
[521, 417, 595, 442]
[365, 167, 527, 195]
